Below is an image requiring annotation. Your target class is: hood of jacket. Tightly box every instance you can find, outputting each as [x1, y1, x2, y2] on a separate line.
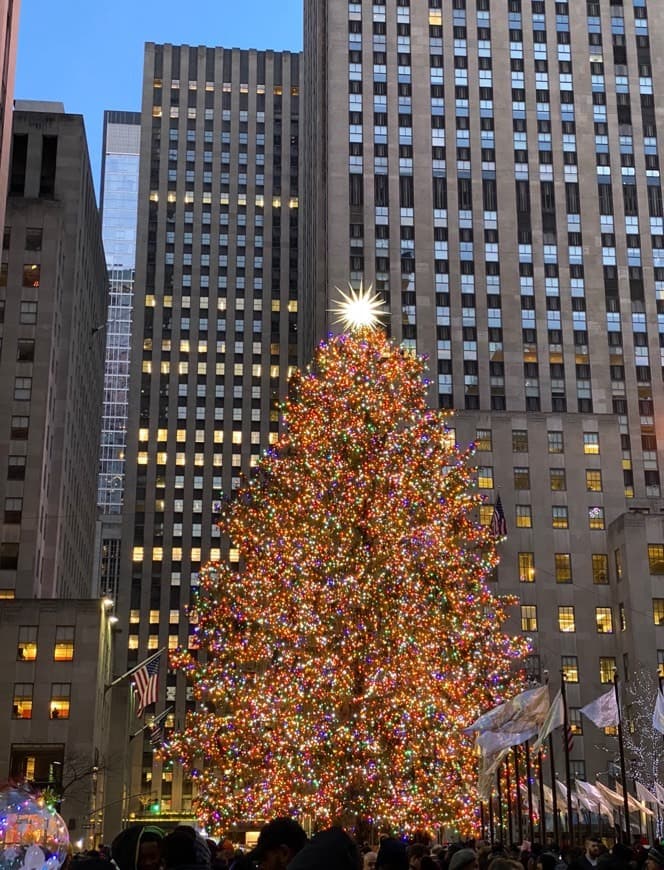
[287, 828, 360, 870]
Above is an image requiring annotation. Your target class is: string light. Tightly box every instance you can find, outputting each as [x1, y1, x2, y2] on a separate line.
[165, 327, 527, 835]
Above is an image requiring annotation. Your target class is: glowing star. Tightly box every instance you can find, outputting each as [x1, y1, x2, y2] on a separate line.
[330, 283, 387, 332]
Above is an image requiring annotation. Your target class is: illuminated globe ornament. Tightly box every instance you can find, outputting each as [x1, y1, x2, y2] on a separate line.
[0, 786, 69, 870]
[330, 283, 386, 332]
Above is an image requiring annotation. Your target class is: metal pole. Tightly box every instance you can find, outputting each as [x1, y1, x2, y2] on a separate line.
[525, 740, 535, 843]
[497, 767, 504, 844]
[480, 800, 486, 841]
[614, 671, 631, 844]
[506, 753, 514, 845]
[538, 748, 547, 844]
[514, 745, 524, 842]
[549, 734, 560, 846]
[489, 784, 495, 844]
[560, 672, 575, 845]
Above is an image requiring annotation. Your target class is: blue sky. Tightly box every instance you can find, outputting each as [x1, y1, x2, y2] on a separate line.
[15, 0, 303, 191]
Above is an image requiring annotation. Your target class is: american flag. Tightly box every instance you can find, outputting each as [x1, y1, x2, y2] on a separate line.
[149, 721, 164, 749]
[490, 495, 508, 538]
[565, 723, 575, 754]
[134, 654, 161, 717]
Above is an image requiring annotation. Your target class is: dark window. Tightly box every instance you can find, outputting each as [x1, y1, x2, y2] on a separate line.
[0, 543, 19, 570]
[39, 136, 58, 198]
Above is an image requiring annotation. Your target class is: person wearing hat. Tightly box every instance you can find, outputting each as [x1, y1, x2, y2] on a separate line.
[449, 849, 479, 870]
[246, 818, 307, 870]
[646, 844, 664, 870]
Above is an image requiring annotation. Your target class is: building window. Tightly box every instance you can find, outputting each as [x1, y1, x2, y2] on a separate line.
[555, 553, 572, 583]
[477, 466, 494, 488]
[4, 497, 22, 523]
[586, 469, 602, 492]
[550, 468, 566, 490]
[583, 432, 600, 454]
[521, 605, 538, 632]
[592, 553, 608, 584]
[514, 467, 530, 489]
[50, 683, 71, 719]
[614, 548, 623, 581]
[17, 626, 37, 661]
[658, 650, 664, 678]
[25, 228, 42, 251]
[648, 545, 664, 575]
[53, 626, 74, 662]
[475, 429, 492, 451]
[570, 760, 586, 781]
[12, 683, 33, 719]
[599, 657, 616, 684]
[13, 377, 32, 401]
[512, 429, 528, 452]
[562, 656, 579, 683]
[515, 504, 532, 528]
[569, 707, 583, 735]
[16, 340, 35, 362]
[0, 542, 19, 570]
[479, 504, 494, 526]
[519, 552, 535, 583]
[7, 456, 26, 481]
[547, 431, 564, 453]
[552, 506, 569, 529]
[19, 302, 37, 324]
[588, 506, 605, 529]
[10, 416, 29, 439]
[595, 607, 614, 634]
[22, 265, 40, 288]
[558, 606, 576, 633]
[654, 599, 664, 626]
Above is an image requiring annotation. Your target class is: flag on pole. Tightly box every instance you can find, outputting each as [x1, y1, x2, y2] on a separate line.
[490, 495, 508, 538]
[149, 721, 164, 748]
[636, 781, 659, 807]
[466, 685, 549, 735]
[655, 782, 664, 807]
[579, 687, 619, 727]
[134, 653, 161, 716]
[532, 690, 563, 752]
[653, 689, 664, 734]
[565, 722, 575, 754]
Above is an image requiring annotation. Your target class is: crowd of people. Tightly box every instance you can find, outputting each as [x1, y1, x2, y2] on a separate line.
[67, 822, 664, 870]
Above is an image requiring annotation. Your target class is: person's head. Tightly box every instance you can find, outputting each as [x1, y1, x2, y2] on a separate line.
[248, 818, 307, 870]
[161, 827, 211, 870]
[376, 838, 408, 870]
[112, 825, 165, 870]
[449, 850, 479, 870]
[586, 840, 602, 861]
[646, 845, 664, 870]
[535, 854, 558, 870]
[364, 854, 378, 870]
[488, 859, 523, 870]
[407, 845, 428, 870]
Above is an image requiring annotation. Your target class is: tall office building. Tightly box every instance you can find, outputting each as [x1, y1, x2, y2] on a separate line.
[0, 103, 107, 599]
[0, 0, 21, 230]
[108, 44, 300, 830]
[95, 112, 141, 606]
[303, 0, 664, 784]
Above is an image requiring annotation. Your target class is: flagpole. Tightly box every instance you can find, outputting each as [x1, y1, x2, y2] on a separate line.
[560, 672, 575, 845]
[538, 748, 547, 844]
[488, 784, 495, 844]
[614, 670, 631, 843]
[513, 745, 524, 843]
[549, 732, 560, 846]
[497, 768, 504, 843]
[505, 753, 514, 845]
[480, 801, 486, 841]
[105, 647, 166, 692]
[525, 740, 535, 843]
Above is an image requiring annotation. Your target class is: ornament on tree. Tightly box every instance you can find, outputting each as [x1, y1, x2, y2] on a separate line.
[166, 304, 526, 834]
[0, 785, 69, 870]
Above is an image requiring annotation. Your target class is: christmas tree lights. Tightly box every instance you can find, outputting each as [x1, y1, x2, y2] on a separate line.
[166, 327, 527, 834]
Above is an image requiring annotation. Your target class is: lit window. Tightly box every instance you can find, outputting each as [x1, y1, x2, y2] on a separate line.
[658, 650, 664, 678]
[147, 636, 159, 650]
[596, 607, 614, 634]
[654, 599, 664, 626]
[614, 548, 623, 581]
[50, 683, 71, 719]
[22, 264, 40, 287]
[512, 429, 528, 452]
[17, 626, 37, 661]
[552, 506, 569, 529]
[586, 469, 602, 491]
[130, 610, 140, 624]
[475, 429, 492, 451]
[648, 545, 664, 575]
[53, 626, 74, 662]
[555, 553, 572, 583]
[479, 505, 494, 526]
[149, 611, 160, 624]
[562, 655, 579, 683]
[558, 606, 576, 633]
[583, 432, 600, 454]
[569, 707, 583, 735]
[521, 605, 538, 632]
[513, 467, 530, 489]
[515, 505, 532, 528]
[588, 506, 605, 529]
[599, 657, 616, 684]
[12, 683, 33, 719]
[168, 635, 179, 650]
[592, 554, 608, 585]
[519, 552, 535, 583]
[550, 468, 566, 490]
[547, 431, 564, 453]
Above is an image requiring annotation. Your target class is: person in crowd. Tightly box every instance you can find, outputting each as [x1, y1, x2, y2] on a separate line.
[568, 839, 602, 870]
[449, 849, 480, 870]
[161, 827, 211, 870]
[645, 845, 664, 870]
[376, 838, 408, 870]
[111, 825, 164, 870]
[287, 827, 361, 870]
[364, 853, 378, 870]
[245, 818, 308, 870]
[408, 845, 429, 870]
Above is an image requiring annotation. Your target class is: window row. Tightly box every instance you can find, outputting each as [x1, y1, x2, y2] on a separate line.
[518, 552, 608, 584]
[12, 683, 71, 720]
[520, 604, 615, 634]
[17, 626, 75, 662]
[476, 428, 599, 454]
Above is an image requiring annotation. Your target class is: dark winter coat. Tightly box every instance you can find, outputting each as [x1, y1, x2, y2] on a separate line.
[287, 828, 361, 870]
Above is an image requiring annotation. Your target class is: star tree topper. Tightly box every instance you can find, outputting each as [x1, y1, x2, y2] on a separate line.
[330, 283, 387, 332]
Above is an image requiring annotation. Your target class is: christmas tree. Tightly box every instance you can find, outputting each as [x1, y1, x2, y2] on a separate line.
[167, 297, 526, 834]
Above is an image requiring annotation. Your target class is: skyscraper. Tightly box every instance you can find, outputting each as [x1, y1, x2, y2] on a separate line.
[303, 0, 664, 783]
[108, 44, 300, 829]
[0, 103, 107, 599]
[0, 0, 21, 230]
